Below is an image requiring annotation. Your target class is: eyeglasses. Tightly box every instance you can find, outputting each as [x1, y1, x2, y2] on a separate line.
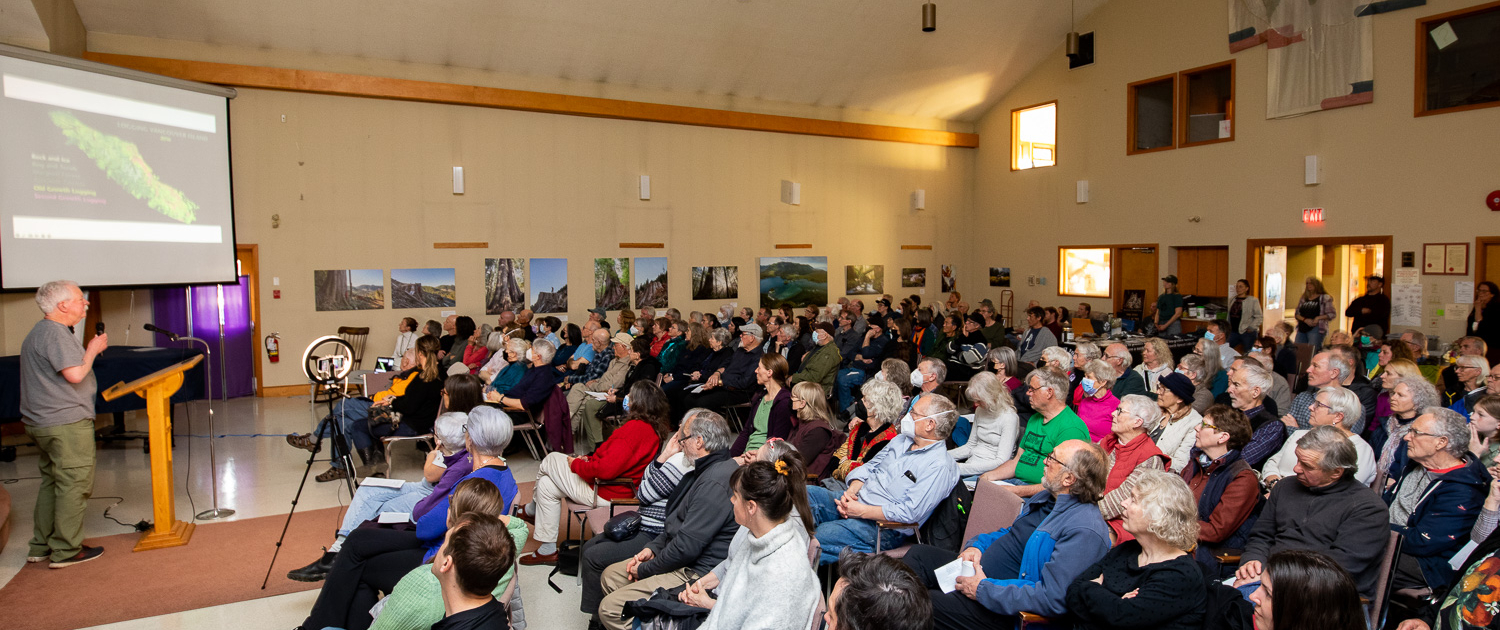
[1487, 375, 1500, 382]
[1407, 427, 1446, 440]
[1044, 452, 1072, 472]
[1199, 421, 1221, 432]
[677, 433, 699, 446]
[1310, 400, 1334, 413]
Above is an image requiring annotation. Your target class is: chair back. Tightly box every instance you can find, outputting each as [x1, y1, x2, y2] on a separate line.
[808, 591, 827, 630]
[963, 480, 1025, 543]
[338, 326, 371, 369]
[807, 537, 821, 568]
[1369, 530, 1403, 630]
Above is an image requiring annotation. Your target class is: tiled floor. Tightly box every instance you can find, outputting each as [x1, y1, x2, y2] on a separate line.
[0, 396, 593, 630]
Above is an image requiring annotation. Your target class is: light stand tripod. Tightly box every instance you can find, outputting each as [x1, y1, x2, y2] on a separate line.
[262, 336, 358, 589]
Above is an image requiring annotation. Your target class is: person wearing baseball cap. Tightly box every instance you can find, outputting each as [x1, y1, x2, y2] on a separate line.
[1344, 275, 1390, 337]
[1151, 275, 1185, 335]
[681, 319, 766, 418]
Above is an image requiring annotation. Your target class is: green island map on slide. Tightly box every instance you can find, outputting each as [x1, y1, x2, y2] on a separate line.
[49, 111, 199, 224]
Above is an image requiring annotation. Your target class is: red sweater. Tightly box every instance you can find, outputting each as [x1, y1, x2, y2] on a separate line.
[569, 418, 659, 501]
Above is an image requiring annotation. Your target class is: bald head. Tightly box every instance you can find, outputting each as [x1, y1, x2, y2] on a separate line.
[590, 328, 611, 348]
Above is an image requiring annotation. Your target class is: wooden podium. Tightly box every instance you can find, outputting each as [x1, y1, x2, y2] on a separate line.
[102, 355, 202, 551]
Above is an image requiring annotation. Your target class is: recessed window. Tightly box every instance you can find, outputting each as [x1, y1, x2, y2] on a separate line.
[1417, 2, 1500, 116]
[1179, 61, 1235, 146]
[1059, 247, 1111, 298]
[1128, 75, 1175, 154]
[1011, 101, 1057, 170]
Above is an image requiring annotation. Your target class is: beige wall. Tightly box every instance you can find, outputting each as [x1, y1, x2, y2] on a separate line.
[965, 0, 1500, 345]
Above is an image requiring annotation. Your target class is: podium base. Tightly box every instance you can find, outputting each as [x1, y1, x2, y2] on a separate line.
[134, 520, 196, 552]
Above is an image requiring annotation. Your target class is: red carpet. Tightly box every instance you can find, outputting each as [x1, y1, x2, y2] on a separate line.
[0, 482, 536, 630]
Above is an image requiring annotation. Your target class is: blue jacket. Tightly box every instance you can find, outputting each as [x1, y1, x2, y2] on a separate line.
[1383, 454, 1491, 591]
[415, 465, 519, 562]
[964, 491, 1111, 618]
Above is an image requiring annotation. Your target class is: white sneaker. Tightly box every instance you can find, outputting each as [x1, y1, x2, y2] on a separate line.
[26, 555, 48, 563]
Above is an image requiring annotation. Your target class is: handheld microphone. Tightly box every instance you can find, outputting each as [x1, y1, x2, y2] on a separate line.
[144, 323, 181, 341]
[96, 322, 105, 336]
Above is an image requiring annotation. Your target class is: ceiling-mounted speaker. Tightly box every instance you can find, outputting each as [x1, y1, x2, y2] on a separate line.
[922, 3, 936, 32]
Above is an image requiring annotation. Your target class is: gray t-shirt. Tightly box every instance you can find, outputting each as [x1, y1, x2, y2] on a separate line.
[20, 319, 96, 427]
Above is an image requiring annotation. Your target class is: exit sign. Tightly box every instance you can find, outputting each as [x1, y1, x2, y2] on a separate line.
[1302, 207, 1324, 223]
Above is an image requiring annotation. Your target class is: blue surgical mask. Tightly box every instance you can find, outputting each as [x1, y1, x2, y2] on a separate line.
[622, 395, 631, 413]
[1081, 378, 1098, 395]
[1204, 331, 1216, 342]
[1360, 335, 1371, 345]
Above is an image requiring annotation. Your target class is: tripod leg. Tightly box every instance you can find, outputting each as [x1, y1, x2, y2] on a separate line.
[263, 443, 321, 589]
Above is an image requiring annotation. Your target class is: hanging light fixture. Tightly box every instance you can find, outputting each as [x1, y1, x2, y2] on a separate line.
[1065, 0, 1080, 56]
[922, 2, 936, 32]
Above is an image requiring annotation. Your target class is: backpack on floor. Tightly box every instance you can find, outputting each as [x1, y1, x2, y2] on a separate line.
[545, 539, 582, 593]
[917, 479, 973, 554]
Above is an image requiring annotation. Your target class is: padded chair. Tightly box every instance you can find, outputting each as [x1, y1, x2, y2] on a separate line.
[965, 479, 1025, 541]
[379, 394, 442, 476]
[874, 519, 922, 558]
[1367, 530, 1403, 630]
[563, 477, 640, 585]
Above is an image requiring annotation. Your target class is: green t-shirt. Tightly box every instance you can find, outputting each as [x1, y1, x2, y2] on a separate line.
[745, 396, 774, 452]
[1014, 407, 1090, 484]
[1155, 292, 1185, 325]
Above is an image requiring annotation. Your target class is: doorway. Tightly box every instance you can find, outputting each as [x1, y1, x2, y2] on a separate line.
[1476, 237, 1500, 286]
[1246, 237, 1392, 334]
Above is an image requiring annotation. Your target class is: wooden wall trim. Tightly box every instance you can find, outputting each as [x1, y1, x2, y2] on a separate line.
[433, 242, 488, 249]
[260, 384, 307, 398]
[82, 52, 980, 149]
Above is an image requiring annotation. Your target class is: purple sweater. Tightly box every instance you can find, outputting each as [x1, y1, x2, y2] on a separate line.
[411, 449, 474, 521]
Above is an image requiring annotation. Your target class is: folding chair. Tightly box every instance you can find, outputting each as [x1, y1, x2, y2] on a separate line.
[562, 477, 640, 584]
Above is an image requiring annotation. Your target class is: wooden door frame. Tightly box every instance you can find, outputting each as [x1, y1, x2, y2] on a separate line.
[1476, 237, 1500, 285]
[236, 244, 264, 397]
[1245, 235, 1394, 309]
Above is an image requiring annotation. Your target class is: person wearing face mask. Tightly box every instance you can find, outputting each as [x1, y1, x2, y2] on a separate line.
[485, 339, 561, 414]
[805, 394, 961, 563]
[513, 309, 537, 342]
[594, 336, 661, 420]
[1071, 360, 1122, 442]
[944, 312, 991, 382]
[789, 322, 843, 398]
[482, 338, 531, 398]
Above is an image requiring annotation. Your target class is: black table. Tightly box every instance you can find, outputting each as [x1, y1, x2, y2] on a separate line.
[1063, 334, 1199, 364]
[0, 346, 207, 453]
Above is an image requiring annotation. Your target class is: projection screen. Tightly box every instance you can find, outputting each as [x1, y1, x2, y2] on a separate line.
[0, 44, 238, 289]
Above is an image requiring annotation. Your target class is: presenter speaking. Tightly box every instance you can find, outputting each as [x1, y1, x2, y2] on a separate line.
[21, 280, 107, 568]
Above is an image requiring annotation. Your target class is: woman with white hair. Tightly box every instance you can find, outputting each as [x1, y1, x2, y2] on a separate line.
[1447, 354, 1491, 416]
[476, 331, 510, 381]
[487, 338, 561, 413]
[828, 379, 903, 483]
[1175, 354, 1216, 415]
[484, 337, 532, 396]
[1192, 337, 1226, 397]
[1065, 470, 1207, 630]
[1133, 337, 1176, 395]
[1373, 375, 1441, 477]
[948, 372, 1020, 477]
[1097, 395, 1168, 543]
[1261, 386, 1377, 486]
[297, 405, 518, 630]
[1073, 359, 1122, 442]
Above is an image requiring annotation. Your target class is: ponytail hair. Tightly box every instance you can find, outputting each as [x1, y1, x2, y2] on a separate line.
[730, 453, 815, 535]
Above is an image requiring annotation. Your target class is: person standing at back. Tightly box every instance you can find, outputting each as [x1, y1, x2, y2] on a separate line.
[22, 280, 108, 568]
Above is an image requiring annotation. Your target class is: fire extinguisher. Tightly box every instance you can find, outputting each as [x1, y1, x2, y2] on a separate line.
[266, 333, 280, 363]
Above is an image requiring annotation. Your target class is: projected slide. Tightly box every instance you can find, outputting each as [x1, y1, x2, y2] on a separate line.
[1, 53, 235, 289]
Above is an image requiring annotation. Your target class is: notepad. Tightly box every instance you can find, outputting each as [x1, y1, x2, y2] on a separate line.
[586, 391, 609, 400]
[378, 512, 411, 524]
[935, 558, 975, 593]
[361, 477, 404, 489]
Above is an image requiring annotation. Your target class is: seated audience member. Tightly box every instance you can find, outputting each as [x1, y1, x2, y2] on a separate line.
[392, 317, 419, 364]
[1263, 387, 1376, 486]
[1072, 359, 1121, 442]
[476, 332, 510, 382]
[767, 323, 806, 374]
[788, 381, 841, 479]
[516, 381, 668, 565]
[665, 327, 733, 413]
[660, 323, 709, 390]
[928, 313, 957, 363]
[1097, 395, 1168, 542]
[568, 333, 633, 449]
[1193, 337, 1227, 397]
[1470, 395, 1500, 469]
[1176, 354, 1216, 415]
[1250, 550, 1367, 630]
[832, 310, 862, 366]
[550, 321, 582, 369]
[1151, 372, 1202, 472]
[1403, 329, 1445, 385]
[595, 410, 740, 630]
[901, 439, 1110, 629]
[730, 353, 794, 454]
[1104, 342, 1149, 399]
[948, 372, 1020, 478]
[683, 323, 766, 415]
[1372, 357, 1423, 425]
[440, 316, 477, 372]
[370, 510, 528, 630]
[1385, 407, 1490, 595]
[980, 368, 1090, 495]
[425, 512, 516, 630]
[288, 408, 474, 583]
[654, 318, 685, 370]
[484, 338, 531, 396]
[1440, 337, 1488, 405]
[485, 338, 560, 413]
[788, 321, 842, 397]
[1134, 337, 1176, 397]
[288, 334, 444, 481]
[977, 301, 1007, 349]
[1225, 363, 1285, 467]
[514, 310, 537, 342]
[299, 433, 517, 630]
[617, 308, 638, 338]
[1231, 354, 1292, 417]
[1040, 346, 1078, 397]
[1016, 306, 1058, 365]
[835, 316, 893, 413]
[594, 336, 661, 419]
[1373, 375, 1442, 477]
[461, 325, 491, 376]
[1071, 341, 1102, 382]
[807, 395, 960, 563]
[1265, 326, 1300, 380]
[565, 328, 613, 384]
[987, 346, 1025, 392]
[1279, 350, 1346, 433]
[1324, 345, 1379, 432]
[1447, 355, 1490, 415]
[1205, 319, 1242, 362]
[828, 379, 903, 482]
[1179, 405, 1259, 571]
[943, 312, 989, 382]
[1065, 470, 1207, 630]
[678, 455, 821, 630]
[826, 552, 932, 630]
[1233, 425, 1390, 601]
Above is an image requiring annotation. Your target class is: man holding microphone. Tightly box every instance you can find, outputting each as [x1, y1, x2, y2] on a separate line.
[22, 280, 107, 568]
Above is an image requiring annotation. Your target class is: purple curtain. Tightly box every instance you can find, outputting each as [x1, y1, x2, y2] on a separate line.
[151, 278, 255, 399]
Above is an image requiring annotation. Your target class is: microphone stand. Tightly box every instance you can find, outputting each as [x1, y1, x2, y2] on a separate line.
[183, 286, 235, 520]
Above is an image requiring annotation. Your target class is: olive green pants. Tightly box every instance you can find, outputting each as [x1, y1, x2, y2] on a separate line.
[26, 418, 97, 561]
